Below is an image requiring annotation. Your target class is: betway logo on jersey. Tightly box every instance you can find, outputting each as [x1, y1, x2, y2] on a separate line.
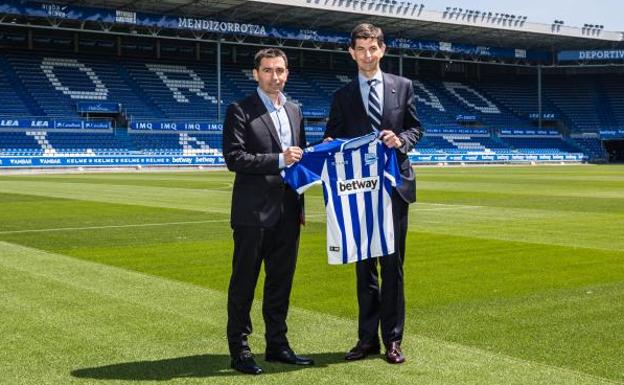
[337, 176, 380, 196]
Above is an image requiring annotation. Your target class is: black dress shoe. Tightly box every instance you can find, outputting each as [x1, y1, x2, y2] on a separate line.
[385, 341, 405, 364]
[231, 351, 263, 374]
[345, 341, 381, 361]
[265, 348, 314, 365]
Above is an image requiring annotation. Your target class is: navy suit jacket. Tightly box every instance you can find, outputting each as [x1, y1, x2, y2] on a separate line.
[325, 72, 423, 203]
[223, 92, 305, 227]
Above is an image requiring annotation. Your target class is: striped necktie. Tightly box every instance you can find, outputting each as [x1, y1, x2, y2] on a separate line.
[367, 79, 382, 133]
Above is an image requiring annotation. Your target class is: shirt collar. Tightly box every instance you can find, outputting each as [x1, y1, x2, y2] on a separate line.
[256, 87, 286, 111]
[358, 70, 383, 87]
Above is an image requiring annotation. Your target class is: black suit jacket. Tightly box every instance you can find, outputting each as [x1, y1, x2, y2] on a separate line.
[325, 72, 423, 203]
[223, 92, 305, 228]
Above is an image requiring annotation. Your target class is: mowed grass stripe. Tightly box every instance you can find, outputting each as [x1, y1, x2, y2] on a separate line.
[409, 203, 624, 252]
[0, 170, 233, 182]
[0, 173, 234, 190]
[0, 219, 229, 235]
[5, 223, 621, 311]
[1, 176, 622, 251]
[1, 241, 620, 385]
[419, 189, 624, 214]
[414, 280, 624, 381]
[415, 165, 624, 199]
[416, 165, 624, 179]
[0, 180, 232, 214]
[0, 192, 228, 233]
[418, 180, 624, 199]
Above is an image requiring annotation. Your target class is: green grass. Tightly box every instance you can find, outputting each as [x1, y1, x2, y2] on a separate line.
[1, 165, 623, 385]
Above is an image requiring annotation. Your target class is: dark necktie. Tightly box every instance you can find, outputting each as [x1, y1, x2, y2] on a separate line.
[367, 79, 382, 133]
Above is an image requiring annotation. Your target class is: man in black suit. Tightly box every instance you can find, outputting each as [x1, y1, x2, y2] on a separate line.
[223, 48, 313, 375]
[324, 23, 423, 364]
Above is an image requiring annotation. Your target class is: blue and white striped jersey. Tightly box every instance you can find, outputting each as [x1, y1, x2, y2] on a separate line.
[283, 133, 401, 264]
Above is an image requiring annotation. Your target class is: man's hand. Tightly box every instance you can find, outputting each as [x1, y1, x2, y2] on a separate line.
[379, 130, 403, 149]
[283, 146, 303, 165]
[323, 137, 334, 143]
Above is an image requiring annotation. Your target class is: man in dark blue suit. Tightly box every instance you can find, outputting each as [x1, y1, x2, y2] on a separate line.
[223, 48, 313, 375]
[324, 23, 423, 364]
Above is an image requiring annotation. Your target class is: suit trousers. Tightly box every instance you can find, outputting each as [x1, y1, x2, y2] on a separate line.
[226, 211, 300, 357]
[355, 189, 409, 347]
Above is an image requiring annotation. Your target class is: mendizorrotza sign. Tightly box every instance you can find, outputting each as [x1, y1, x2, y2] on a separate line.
[0, 0, 548, 61]
[177, 18, 266, 35]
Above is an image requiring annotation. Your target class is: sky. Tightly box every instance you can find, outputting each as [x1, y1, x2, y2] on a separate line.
[421, 0, 624, 30]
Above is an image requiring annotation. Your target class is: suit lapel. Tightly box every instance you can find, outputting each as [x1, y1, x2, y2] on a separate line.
[284, 102, 300, 147]
[348, 79, 370, 134]
[381, 72, 398, 130]
[253, 93, 282, 148]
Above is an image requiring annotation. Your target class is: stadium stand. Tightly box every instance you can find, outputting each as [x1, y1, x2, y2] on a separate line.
[1, 0, 623, 167]
[498, 136, 579, 154]
[129, 132, 221, 155]
[0, 131, 44, 156]
[569, 136, 606, 161]
[0, 51, 595, 127]
[595, 74, 624, 129]
[542, 76, 607, 132]
[1, 49, 612, 162]
[476, 76, 559, 126]
[0, 55, 41, 117]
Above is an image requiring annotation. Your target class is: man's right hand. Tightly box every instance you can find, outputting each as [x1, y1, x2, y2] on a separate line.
[323, 137, 333, 143]
[283, 146, 303, 165]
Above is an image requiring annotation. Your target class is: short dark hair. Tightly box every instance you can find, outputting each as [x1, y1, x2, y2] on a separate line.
[253, 48, 288, 70]
[350, 23, 384, 49]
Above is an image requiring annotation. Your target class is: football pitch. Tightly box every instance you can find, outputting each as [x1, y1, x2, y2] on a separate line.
[1, 164, 623, 385]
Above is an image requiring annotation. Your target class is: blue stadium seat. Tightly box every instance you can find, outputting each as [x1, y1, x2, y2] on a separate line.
[0, 49, 619, 162]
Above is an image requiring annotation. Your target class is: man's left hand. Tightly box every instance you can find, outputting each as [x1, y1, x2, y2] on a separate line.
[379, 130, 402, 149]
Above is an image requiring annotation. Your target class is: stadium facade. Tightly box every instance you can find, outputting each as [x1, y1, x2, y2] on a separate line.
[1, 0, 624, 169]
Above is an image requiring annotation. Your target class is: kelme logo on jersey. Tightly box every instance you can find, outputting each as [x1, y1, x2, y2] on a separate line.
[337, 176, 380, 195]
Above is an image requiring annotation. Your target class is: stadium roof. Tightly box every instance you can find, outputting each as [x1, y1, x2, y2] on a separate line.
[54, 0, 623, 51]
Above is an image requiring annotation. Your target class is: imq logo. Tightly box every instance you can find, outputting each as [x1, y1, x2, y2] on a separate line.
[336, 176, 380, 196]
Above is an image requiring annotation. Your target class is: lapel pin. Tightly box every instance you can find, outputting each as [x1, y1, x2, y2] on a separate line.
[392, 89, 396, 93]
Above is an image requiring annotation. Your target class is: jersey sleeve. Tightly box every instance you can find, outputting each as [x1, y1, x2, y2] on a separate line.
[383, 146, 402, 188]
[282, 152, 324, 194]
